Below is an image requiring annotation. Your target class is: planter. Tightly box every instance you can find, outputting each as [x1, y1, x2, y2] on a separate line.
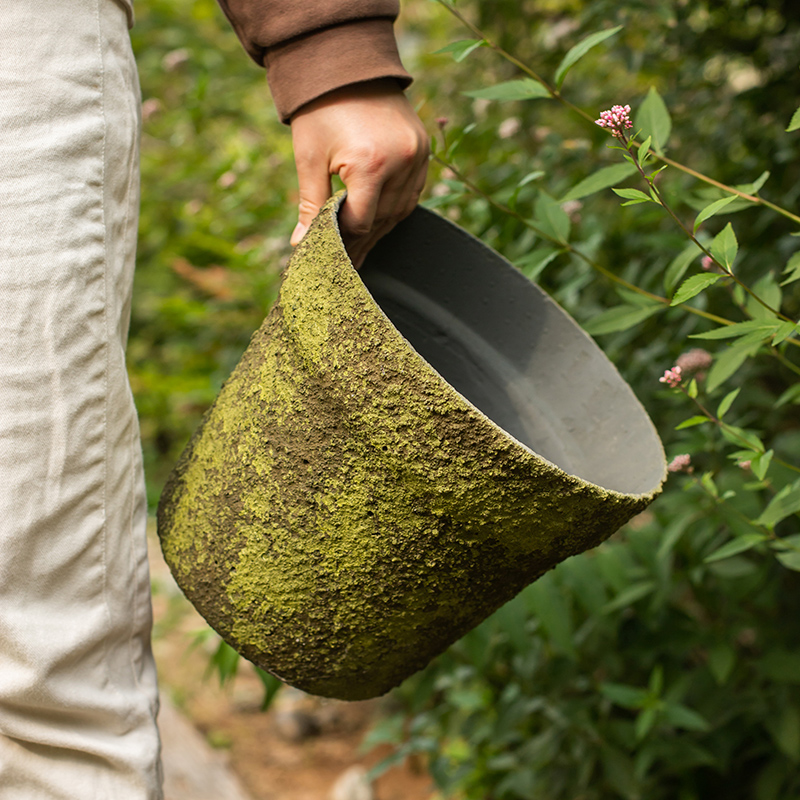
[157, 193, 666, 700]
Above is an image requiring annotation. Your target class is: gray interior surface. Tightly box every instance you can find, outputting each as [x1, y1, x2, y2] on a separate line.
[359, 207, 665, 496]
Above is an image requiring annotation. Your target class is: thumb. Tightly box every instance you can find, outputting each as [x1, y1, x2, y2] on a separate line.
[291, 159, 332, 246]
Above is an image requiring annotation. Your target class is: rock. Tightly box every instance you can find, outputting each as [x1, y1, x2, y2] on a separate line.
[330, 766, 374, 800]
[159, 695, 253, 800]
[273, 709, 320, 742]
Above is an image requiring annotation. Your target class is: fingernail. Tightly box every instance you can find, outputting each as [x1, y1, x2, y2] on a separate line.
[291, 222, 306, 245]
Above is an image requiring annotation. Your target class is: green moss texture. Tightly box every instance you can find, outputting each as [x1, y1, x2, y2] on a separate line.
[157, 194, 663, 700]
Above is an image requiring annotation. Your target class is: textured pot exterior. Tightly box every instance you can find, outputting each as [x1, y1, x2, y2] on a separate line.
[157, 195, 665, 700]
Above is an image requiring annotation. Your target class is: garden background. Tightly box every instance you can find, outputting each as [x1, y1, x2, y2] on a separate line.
[131, 1, 800, 797]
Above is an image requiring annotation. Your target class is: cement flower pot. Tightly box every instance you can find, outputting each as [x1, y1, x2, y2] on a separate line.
[157, 193, 666, 701]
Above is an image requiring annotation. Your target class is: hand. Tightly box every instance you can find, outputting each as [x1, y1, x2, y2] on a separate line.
[289, 78, 430, 268]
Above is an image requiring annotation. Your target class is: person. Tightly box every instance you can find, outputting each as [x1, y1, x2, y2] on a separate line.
[0, 0, 428, 796]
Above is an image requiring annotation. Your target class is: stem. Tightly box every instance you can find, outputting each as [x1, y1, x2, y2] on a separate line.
[654, 154, 800, 227]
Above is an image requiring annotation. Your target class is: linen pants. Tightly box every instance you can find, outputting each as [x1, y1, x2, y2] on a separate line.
[0, 0, 162, 796]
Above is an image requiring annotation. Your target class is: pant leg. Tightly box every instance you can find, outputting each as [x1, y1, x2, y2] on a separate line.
[0, 1, 161, 797]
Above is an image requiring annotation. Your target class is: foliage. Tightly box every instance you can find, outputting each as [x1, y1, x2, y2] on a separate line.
[130, 0, 800, 796]
[130, 0, 295, 506]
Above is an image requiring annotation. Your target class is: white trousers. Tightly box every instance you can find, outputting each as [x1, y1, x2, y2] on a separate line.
[0, 0, 161, 797]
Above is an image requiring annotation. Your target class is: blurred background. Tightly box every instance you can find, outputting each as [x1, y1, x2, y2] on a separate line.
[131, 1, 800, 798]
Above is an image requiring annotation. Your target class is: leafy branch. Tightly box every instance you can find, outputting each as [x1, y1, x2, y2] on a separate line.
[432, 0, 800, 227]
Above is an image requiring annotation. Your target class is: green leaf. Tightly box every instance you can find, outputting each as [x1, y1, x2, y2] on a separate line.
[772, 321, 799, 345]
[787, 107, 800, 132]
[708, 644, 736, 685]
[612, 187, 655, 205]
[675, 415, 710, 430]
[600, 682, 648, 710]
[206, 638, 240, 685]
[747, 273, 782, 320]
[710, 223, 738, 271]
[693, 196, 737, 233]
[717, 388, 740, 420]
[517, 170, 545, 188]
[514, 246, 562, 281]
[757, 480, 800, 528]
[524, 573, 577, 658]
[616, 286, 661, 307]
[464, 79, 550, 101]
[772, 534, 800, 572]
[670, 273, 723, 306]
[602, 580, 656, 613]
[561, 162, 638, 202]
[664, 242, 702, 294]
[707, 340, 761, 392]
[690, 319, 780, 340]
[750, 449, 773, 481]
[704, 534, 767, 563]
[781, 252, 800, 286]
[776, 552, 800, 572]
[601, 746, 640, 800]
[635, 706, 659, 741]
[708, 556, 757, 578]
[637, 136, 652, 168]
[635, 87, 672, 154]
[687, 378, 699, 398]
[433, 38, 485, 62]
[735, 170, 771, 195]
[555, 25, 623, 88]
[768, 706, 800, 761]
[582, 303, 662, 335]
[720, 424, 763, 451]
[662, 703, 711, 732]
[254, 667, 284, 711]
[701, 471, 719, 498]
[776, 383, 800, 406]
[761, 649, 800, 684]
[534, 192, 571, 244]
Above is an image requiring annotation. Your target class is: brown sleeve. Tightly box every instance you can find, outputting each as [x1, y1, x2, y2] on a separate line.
[216, 0, 412, 122]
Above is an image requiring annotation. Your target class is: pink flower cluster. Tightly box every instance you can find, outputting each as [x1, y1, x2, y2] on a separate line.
[675, 348, 713, 375]
[595, 104, 633, 138]
[659, 366, 683, 388]
[668, 454, 693, 474]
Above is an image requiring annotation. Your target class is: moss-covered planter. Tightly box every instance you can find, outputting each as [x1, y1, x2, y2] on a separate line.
[157, 194, 666, 700]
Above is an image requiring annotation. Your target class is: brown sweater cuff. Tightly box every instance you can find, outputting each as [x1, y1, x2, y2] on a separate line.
[265, 18, 412, 123]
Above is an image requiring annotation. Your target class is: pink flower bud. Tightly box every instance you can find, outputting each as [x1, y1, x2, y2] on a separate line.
[659, 366, 683, 388]
[668, 454, 693, 473]
[595, 104, 633, 138]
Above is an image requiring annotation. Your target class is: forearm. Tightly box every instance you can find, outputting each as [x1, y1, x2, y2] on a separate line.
[215, 0, 411, 121]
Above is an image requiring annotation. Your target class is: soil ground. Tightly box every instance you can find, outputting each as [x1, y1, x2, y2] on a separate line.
[148, 521, 435, 800]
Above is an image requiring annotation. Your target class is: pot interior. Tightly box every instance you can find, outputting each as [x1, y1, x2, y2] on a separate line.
[360, 208, 665, 497]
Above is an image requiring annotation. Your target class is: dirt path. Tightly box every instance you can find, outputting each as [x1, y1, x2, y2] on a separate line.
[149, 522, 434, 800]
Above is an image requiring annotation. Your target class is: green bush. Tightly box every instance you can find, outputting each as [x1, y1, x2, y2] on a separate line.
[131, 0, 296, 505]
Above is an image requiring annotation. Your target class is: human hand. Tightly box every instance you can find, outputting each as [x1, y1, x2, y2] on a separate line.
[289, 78, 430, 268]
